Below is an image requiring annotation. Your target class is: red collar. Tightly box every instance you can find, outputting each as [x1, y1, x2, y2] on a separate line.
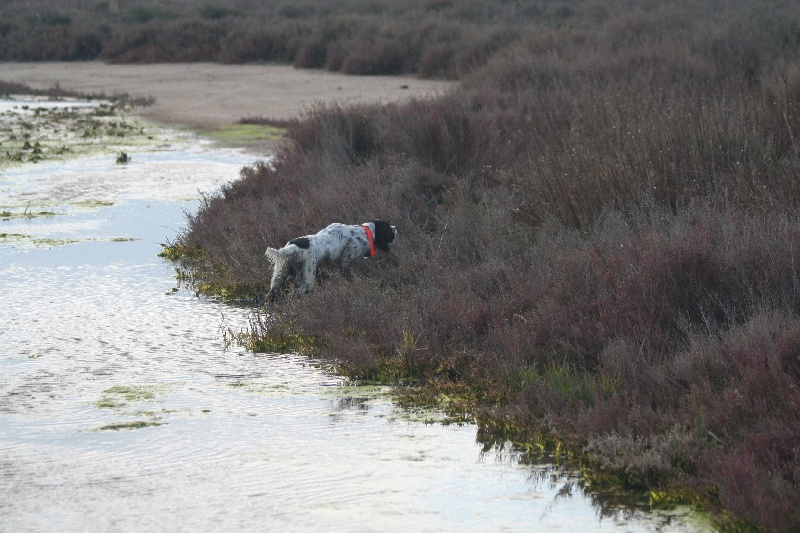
[362, 224, 376, 257]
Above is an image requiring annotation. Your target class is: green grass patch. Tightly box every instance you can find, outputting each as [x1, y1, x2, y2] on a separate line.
[158, 243, 207, 261]
[206, 123, 286, 143]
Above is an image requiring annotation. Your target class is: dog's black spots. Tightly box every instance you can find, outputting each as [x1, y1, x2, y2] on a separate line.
[289, 237, 311, 249]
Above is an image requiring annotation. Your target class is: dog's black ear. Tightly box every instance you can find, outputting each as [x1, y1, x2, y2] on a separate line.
[372, 220, 395, 252]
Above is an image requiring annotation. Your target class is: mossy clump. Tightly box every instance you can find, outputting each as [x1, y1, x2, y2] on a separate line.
[158, 243, 207, 261]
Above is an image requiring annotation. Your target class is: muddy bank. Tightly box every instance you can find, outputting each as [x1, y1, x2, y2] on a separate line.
[0, 62, 454, 130]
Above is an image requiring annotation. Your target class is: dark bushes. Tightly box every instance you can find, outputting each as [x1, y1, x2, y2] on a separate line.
[166, 1, 800, 529]
[0, 0, 564, 79]
[0, 2, 662, 78]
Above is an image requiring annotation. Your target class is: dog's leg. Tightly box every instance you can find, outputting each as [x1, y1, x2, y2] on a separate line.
[338, 238, 354, 268]
[266, 248, 289, 301]
[268, 270, 286, 301]
[297, 258, 317, 294]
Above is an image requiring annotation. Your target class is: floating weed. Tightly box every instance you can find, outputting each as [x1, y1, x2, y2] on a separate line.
[1, 209, 57, 220]
[96, 420, 165, 431]
[72, 199, 115, 209]
[0, 233, 27, 241]
[95, 397, 126, 409]
[226, 381, 293, 397]
[95, 384, 175, 410]
[5, 236, 141, 249]
[31, 238, 82, 248]
[103, 385, 157, 401]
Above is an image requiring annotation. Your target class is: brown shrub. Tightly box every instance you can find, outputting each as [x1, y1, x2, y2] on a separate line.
[170, 2, 800, 528]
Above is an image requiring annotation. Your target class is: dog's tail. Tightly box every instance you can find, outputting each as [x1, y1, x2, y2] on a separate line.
[265, 247, 280, 264]
[266, 245, 307, 264]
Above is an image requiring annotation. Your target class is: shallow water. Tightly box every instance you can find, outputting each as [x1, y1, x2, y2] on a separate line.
[0, 105, 709, 531]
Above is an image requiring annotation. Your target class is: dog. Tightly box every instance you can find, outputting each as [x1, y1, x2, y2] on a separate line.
[265, 220, 397, 301]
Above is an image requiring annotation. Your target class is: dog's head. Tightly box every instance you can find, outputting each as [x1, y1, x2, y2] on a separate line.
[371, 220, 397, 253]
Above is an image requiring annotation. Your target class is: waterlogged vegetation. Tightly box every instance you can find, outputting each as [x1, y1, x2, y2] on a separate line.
[0, 208, 56, 220]
[0, 85, 169, 249]
[1, 235, 141, 250]
[0, 95, 155, 169]
[164, 1, 800, 530]
[0, 232, 27, 242]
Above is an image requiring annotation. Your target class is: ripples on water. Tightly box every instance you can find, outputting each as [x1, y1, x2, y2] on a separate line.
[0, 113, 709, 531]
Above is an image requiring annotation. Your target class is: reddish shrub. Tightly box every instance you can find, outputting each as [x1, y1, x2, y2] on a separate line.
[170, 2, 800, 528]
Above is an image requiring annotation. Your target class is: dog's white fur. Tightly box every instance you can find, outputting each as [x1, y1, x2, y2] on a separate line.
[265, 220, 397, 300]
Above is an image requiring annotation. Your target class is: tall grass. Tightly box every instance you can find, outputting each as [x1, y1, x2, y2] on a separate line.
[164, 0, 800, 529]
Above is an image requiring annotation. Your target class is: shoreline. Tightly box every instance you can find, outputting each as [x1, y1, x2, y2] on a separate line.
[0, 62, 454, 153]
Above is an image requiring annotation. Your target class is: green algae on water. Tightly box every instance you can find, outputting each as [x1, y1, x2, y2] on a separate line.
[0, 233, 28, 241]
[72, 199, 115, 209]
[103, 385, 156, 401]
[96, 420, 165, 431]
[31, 238, 82, 248]
[95, 384, 175, 409]
[1, 209, 57, 220]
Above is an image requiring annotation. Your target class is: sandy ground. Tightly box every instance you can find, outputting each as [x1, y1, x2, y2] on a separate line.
[1, 61, 454, 140]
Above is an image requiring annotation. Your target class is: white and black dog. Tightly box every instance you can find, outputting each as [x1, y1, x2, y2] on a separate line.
[265, 220, 397, 301]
